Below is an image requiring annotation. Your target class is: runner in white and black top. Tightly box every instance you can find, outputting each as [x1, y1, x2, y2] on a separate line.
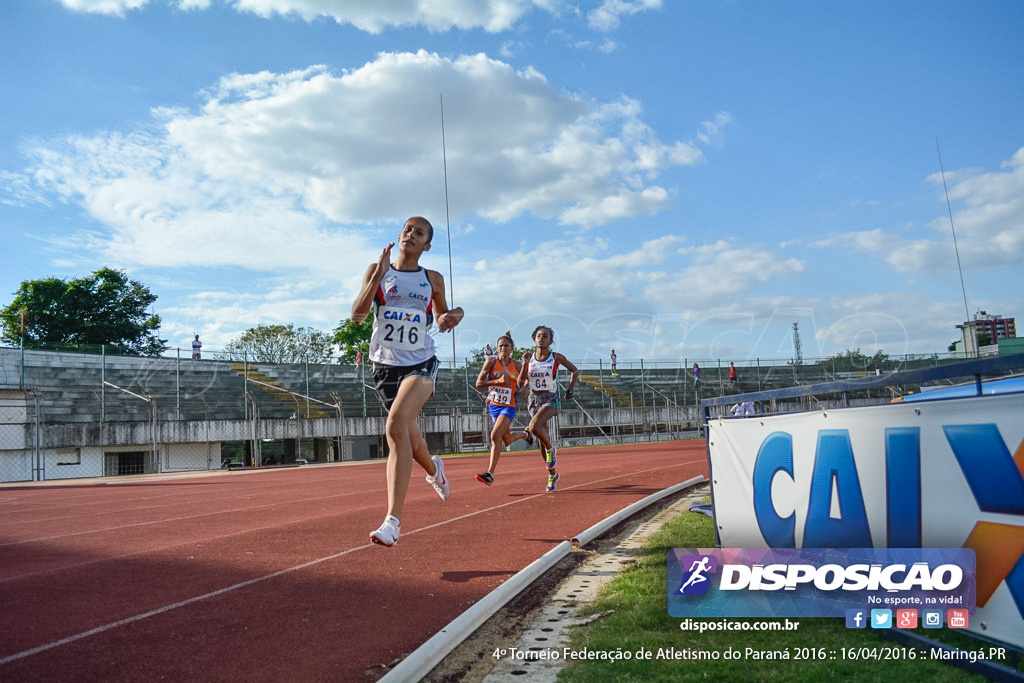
[369, 261, 435, 365]
[351, 217, 464, 547]
[519, 325, 578, 493]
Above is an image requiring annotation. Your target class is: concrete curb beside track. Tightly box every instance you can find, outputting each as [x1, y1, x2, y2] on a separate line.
[571, 475, 706, 549]
[380, 475, 708, 683]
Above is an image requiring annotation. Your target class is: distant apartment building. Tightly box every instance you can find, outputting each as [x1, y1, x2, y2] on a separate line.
[955, 310, 1017, 358]
[971, 310, 1016, 341]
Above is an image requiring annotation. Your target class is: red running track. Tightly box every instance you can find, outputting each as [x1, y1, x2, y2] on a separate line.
[0, 440, 707, 682]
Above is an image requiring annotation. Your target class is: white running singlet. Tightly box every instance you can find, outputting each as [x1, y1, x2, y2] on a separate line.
[526, 351, 559, 394]
[369, 266, 435, 366]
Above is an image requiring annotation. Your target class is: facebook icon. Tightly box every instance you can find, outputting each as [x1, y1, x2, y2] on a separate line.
[845, 609, 867, 629]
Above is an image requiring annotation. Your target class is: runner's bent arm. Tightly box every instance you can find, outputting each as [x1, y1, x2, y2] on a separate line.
[427, 270, 463, 332]
[518, 352, 532, 389]
[555, 353, 579, 395]
[351, 243, 393, 324]
[475, 358, 498, 389]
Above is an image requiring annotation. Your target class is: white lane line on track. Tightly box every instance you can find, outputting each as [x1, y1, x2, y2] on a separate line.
[0, 472, 384, 523]
[0, 543, 375, 666]
[0, 443, 693, 521]
[0, 450, 700, 545]
[0, 488, 376, 548]
[1, 456, 705, 582]
[0, 459, 702, 667]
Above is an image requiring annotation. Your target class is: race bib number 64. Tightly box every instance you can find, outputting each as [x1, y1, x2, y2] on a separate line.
[529, 370, 555, 393]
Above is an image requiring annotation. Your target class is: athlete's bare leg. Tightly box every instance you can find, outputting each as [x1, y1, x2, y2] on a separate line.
[528, 405, 559, 473]
[383, 375, 436, 520]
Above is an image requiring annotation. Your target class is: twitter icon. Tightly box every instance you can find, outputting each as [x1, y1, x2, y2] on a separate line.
[870, 609, 892, 629]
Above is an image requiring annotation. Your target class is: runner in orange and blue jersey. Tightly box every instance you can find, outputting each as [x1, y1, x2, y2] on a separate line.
[474, 332, 533, 486]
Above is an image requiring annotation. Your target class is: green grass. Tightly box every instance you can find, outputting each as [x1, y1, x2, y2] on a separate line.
[559, 505, 1012, 682]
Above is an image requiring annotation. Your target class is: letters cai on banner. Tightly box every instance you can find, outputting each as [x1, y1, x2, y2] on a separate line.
[703, 393, 1024, 648]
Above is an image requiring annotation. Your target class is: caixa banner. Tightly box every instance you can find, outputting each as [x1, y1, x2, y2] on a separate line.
[667, 548, 975, 618]
[705, 392, 1024, 647]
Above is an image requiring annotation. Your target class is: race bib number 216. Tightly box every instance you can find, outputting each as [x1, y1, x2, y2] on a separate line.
[379, 306, 427, 351]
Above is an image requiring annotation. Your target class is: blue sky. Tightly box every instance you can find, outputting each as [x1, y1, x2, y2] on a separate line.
[2, 0, 1022, 366]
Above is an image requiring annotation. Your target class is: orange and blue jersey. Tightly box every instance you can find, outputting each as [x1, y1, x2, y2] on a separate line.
[485, 357, 520, 408]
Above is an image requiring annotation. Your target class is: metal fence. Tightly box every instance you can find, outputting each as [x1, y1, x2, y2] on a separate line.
[0, 343, 993, 484]
[699, 353, 1024, 420]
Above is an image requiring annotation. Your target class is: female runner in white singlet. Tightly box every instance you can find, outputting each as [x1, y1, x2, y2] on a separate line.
[518, 325, 578, 492]
[351, 217, 464, 547]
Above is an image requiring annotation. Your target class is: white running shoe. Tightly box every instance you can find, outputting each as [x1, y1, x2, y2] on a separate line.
[370, 515, 400, 547]
[426, 455, 451, 500]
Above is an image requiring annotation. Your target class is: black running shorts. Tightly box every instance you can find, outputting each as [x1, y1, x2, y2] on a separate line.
[372, 356, 440, 410]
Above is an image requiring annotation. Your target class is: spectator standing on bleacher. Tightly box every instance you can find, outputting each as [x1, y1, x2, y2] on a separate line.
[192, 334, 202, 360]
[729, 361, 737, 383]
[610, 349, 618, 376]
[692, 362, 701, 390]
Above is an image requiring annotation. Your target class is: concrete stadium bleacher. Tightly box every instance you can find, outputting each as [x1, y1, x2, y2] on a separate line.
[0, 348, 494, 423]
[3, 348, 248, 423]
[2, 347, 823, 425]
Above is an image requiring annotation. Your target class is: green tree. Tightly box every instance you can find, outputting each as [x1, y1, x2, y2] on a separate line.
[0, 268, 166, 356]
[332, 315, 373, 364]
[817, 348, 891, 374]
[466, 343, 536, 367]
[218, 324, 334, 363]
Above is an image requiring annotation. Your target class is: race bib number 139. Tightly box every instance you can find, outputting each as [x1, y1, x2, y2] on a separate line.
[488, 386, 513, 405]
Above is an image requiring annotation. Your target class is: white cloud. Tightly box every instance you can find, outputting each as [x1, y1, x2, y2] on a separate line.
[587, 0, 662, 32]
[557, 187, 671, 227]
[437, 236, 814, 363]
[60, 0, 214, 13]
[651, 240, 807, 303]
[7, 52, 722, 271]
[813, 293, 966, 357]
[236, 0, 538, 33]
[812, 147, 1024, 274]
[58, 0, 149, 15]
[1, 50, 736, 359]
[57, 0, 546, 32]
[57, 0, 669, 36]
[695, 112, 735, 149]
[454, 233, 683, 361]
